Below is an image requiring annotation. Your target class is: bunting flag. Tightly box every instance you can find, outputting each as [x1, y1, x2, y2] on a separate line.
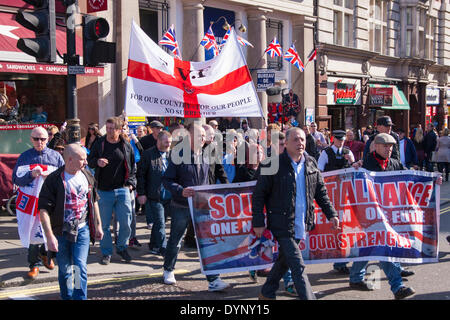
[307, 48, 317, 62]
[264, 37, 282, 58]
[159, 24, 181, 59]
[125, 21, 263, 118]
[201, 25, 219, 56]
[220, 29, 253, 50]
[284, 43, 304, 72]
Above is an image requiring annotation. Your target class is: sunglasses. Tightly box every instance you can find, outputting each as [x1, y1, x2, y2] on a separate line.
[32, 137, 47, 142]
[55, 147, 65, 152]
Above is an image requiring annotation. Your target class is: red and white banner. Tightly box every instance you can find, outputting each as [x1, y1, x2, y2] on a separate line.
[125, 21, 263, 118]
[87, 0, 108, 13]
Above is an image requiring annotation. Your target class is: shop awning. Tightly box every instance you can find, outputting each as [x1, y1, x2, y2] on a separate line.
[0, 11, 105, 77]
[369, 84, 410, 110]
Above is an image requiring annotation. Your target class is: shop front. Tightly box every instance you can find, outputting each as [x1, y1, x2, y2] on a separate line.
[425, 86, 440, 128]
[326, 76, 361, 131]
[368, 84, 410, 130]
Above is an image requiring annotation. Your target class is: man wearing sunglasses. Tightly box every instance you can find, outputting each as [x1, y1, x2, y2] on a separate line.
[12, 126, 65, 280]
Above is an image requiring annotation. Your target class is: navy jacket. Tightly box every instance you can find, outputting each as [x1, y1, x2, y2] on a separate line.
[399, 137, 418, 168]
[136, 146, 169, 201]
[162, 151, 210, 207]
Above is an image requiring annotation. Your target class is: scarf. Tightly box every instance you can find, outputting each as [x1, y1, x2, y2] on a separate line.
[373, 152, 389, 170]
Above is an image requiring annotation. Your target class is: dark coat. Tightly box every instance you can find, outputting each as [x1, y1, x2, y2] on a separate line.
[37, 167, 98, 244]
[87, 135, 137, 190]
[399, 137, 418, 168]
[423, 130, 438, 159]
[363, 151, 405, 171]
[252, 151, 338, 239]
[162, 151, 211, 207]
[305, 134, 318, 159]
[136, 146, 169, 201]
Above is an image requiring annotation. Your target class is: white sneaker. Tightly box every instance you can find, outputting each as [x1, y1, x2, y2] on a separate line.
[208, 278, 230, 292]
[163, 270, 176, 285]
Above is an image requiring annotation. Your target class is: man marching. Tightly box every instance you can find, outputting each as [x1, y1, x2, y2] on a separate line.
[13, 126, 65, 279]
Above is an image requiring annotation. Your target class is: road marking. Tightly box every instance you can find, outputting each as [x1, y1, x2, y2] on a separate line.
[0, 269, 190, 300]
[440, 206, 450, 215]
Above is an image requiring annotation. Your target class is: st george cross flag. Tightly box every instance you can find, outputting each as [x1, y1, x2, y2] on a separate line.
[125, 21, 263, 118]
[284, 43, 305, 72]
[264, 37, 282, 58]
[159, 24, 182, 59]
[307, 48, 317, 62]
[201, 26, 219, 57]
[15, 164, 58, 248]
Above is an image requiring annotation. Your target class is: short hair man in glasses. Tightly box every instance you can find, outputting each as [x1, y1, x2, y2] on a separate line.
[12, 126, 65, 280]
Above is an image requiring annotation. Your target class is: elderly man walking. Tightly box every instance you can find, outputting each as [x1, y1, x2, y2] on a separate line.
[252, 127, 340, 300]
[13, 126, 65, 279]
[39, 144, 103, 300]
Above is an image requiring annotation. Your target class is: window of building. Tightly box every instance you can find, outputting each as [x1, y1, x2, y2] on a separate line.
[406, 29, 412, 57]
[425, 16, 436, 61]
[139, 0, 169, 43]
[404, 6, 414, 57]
[266, 19, 283, 71]
[369, 0, 388, 55]
[418, 9, 425, 58]
[333, 2, 353, 47]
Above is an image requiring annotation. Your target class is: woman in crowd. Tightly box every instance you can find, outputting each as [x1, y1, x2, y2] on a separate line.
[413, 125, 425, 170]
[436, 127, 450, 182]
[85, 123, 102, 152]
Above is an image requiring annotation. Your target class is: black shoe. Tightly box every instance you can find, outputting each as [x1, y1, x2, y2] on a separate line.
[100, 255, 111, 265]
[447, 235, 450, 245]
[349, 281, 374, 291]
[400, 270, 415, 277]
[117, 249, 132, 263]
[333, 266, 350, 275]
[394, 287, 416, 300]
[184, 240, 197, 249]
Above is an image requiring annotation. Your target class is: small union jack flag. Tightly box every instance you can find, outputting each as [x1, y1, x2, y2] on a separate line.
[237, 36, 253, 48]
[307, 48, 317, 62]
[284, 43, 304, 71]
[201, 26, 219, 56]
[159, 24, 181, 59]
[264, 37, 282, 58]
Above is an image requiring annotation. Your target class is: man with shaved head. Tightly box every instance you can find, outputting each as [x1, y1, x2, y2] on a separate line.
[39, 143, 103, 300]
[13, 126, 64, 280]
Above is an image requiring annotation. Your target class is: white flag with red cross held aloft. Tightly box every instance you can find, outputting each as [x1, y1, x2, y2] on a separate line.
[125, 21, 263, 119]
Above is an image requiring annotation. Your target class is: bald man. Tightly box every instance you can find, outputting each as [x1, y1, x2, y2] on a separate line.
[13, 126, 65, 280]
[39, 144, 103, 300]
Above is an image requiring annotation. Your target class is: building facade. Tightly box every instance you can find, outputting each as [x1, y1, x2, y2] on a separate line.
[316, 0, 450, 135]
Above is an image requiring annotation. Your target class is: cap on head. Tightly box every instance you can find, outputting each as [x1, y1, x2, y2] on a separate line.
[150, 120, 164, 128]
[332, 130, 346, 140]
[374, 133, 396, 145]
[376, 116, 394, 127]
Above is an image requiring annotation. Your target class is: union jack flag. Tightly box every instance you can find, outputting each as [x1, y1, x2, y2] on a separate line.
[307, 48, 317, 62]
[201, 26, 219, 56]
[159, 25, 181, 59]
[237, 36, 253, 48]
[284, 43, 304, 71]
[264, 37, 282, 58]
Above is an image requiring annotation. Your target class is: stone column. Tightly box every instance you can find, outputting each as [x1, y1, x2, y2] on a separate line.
[182, 0, 204, 62]
[292, 15, 316, 126]
[247, 9, 268, 129]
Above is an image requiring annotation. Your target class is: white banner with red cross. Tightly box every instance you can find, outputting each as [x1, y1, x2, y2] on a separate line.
[125, 21, 263, 118]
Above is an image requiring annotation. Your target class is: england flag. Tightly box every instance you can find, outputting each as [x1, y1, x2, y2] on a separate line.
[125, 21, 263, 118]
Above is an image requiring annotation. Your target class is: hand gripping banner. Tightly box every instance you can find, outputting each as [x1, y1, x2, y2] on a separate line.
[188, 169, 440, 275]
[125, 21, 263, 119]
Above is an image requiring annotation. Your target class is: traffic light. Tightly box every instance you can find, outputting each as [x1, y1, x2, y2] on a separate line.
[82, 15, 116, 66]
[15, 0, 56, 63]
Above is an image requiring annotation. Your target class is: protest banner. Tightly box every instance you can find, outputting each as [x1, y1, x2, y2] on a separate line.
[188, 169, 440, 275]
[125, 21, 263, 119]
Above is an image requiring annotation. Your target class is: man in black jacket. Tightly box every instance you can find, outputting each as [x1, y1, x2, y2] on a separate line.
[137, 131, 173, 255]
[162, 123, 230, 292]
[87, 117, 136, 265]
[252, 127, 340, 300]
[423, 123, 438, 172]
[39, 144, 103, 300]
[302, 124, 318, 159]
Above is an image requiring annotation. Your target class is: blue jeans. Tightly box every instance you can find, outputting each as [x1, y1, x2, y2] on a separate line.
[149, 200, 170, 250]
[98, 187, 132, 255]
[261, 237, 315, 300]
[350, 260, 404, 294]
[163, 206, 218, 283]
[283, 270, 293, 287]
[56, 224, 90, 300]
[144, 200, 154, 225]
